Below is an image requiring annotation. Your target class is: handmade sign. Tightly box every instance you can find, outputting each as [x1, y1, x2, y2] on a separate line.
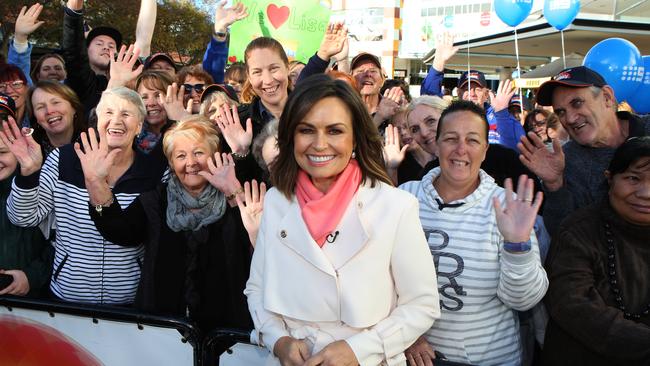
[229, 0, 332, 64]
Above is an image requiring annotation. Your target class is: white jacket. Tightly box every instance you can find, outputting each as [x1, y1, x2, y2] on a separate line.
[245, 181, 440, 365]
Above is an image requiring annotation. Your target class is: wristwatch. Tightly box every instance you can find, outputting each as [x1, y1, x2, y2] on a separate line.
[94, 195, 115, 216]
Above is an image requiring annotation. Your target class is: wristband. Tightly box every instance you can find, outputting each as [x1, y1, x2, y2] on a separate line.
[226, 187, 244, 201]
[94, 194, 115, 216]
[503, 240, 531, 253]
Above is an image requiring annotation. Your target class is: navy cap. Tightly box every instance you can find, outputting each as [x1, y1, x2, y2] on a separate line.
[86, 26, 123, 49]
[458, 70, 487, 89]
[200, 84, 239, 104]
[0, 93, 16, 119]
[536, 66, 607, 106]
[144, 53, 177, 71]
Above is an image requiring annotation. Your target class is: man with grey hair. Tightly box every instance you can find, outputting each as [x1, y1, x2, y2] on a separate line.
[519, 66, 650, 236]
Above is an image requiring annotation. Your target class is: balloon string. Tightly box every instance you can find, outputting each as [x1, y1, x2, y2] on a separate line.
[560, 29, 566, 69]
[467, 38, 470, 78]
[514, 27, 523, 125]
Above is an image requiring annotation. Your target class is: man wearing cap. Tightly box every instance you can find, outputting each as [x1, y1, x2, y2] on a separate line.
[61, 0, 122, 116]
[421, 35, 525, 151]
[144, 53, 177, 77]
[519, 65, 650, 235]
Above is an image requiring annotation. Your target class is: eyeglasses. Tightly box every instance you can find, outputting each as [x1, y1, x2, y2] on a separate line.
[530, 119, 547, 127]
[183, 84, 205, 93]
[0, 80, 26, 93]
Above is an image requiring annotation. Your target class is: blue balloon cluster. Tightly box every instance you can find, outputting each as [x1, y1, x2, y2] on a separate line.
[583, 38, 644, 102]
[494, 0, 533, 27]
[544, 0, 580, 31]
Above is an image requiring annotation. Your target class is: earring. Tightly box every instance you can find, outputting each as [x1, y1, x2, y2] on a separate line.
[351, 151, 356, 159]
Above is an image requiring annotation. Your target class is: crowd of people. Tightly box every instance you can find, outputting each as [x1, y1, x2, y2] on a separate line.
[1, 1, 649, 365]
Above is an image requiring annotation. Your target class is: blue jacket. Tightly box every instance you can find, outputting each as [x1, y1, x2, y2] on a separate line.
[202, 36, 228, 84]
[8, 39, 34, 86]
[420, 66, 525, 151]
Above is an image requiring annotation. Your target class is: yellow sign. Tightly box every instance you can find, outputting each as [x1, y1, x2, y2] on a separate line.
[514, 77, 551, 89]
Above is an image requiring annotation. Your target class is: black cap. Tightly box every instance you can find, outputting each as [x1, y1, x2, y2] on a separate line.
[0, 93, 16, 119]
[200, 84, 239, 104]
[85, 26, 123, 49]
[458, 70, 487, 89]
[350, 52, 382, 71]
[144, 53, 177, 71]
[536, 66, 607, 106]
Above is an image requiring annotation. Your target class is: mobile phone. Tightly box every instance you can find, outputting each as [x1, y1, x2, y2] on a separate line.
[0, 273, 13, 291]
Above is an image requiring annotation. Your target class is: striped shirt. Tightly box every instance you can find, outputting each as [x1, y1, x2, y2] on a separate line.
[7, 144, 167, 305]
[400, 168, 548, 366]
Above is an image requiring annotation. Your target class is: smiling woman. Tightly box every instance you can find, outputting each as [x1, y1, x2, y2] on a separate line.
[28, 81, 87, 156]
[245, 74, 439, 366]
[400, 100, 548, 365]
[3, 87, 168, 305]
[542, 136, 650, 365]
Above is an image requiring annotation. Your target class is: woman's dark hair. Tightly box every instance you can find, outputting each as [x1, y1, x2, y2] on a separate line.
[271, 74, 392, 198]
[436, 100, 489, 143]
[28, 80, 87, 150]
[524, 108, 550, 133]
[380, 79, 411, 102]
[607, 136, 650, 176]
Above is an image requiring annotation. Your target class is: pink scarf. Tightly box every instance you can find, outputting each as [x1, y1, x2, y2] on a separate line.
[295, 159, 362, 247]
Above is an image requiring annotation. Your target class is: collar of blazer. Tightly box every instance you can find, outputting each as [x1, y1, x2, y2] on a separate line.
[278, 183, 381, 275]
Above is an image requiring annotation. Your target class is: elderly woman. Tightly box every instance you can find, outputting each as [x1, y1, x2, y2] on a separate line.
[83, 115, 263, 333]
[28, 80, 87, 156]
[542, 136, 650, 366]
[400, 100, 548, 366]
[245, 74, 439, 366]
[3, 87, 167, 304]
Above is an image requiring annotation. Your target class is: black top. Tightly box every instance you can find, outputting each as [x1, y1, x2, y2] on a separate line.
[542, 202, 650, 365]
[398, 151, 427, 185]
[90, 183, 253, 333]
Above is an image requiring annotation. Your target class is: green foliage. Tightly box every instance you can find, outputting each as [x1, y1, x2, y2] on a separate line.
[0, 0, 212, 65]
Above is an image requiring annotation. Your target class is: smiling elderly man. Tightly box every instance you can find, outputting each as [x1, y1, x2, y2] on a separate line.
[518, 66, 650, 236]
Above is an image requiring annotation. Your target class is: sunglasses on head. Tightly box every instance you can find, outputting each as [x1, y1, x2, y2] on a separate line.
[183, 84, 205, 93]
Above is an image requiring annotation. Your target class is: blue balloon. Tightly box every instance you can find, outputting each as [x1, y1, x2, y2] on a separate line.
[494, 0, 533, 27]
[544, 0, 580, 31]
[583, 38, 643, 102]
[626, 56, 650, 114]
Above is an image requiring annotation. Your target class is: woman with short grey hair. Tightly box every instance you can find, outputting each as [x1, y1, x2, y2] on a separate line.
[3, 87, 168, 305]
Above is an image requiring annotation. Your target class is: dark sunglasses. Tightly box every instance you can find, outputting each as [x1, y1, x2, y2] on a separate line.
[183, 84, 205, 93]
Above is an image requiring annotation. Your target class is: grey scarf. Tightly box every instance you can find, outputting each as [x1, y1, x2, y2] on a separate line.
[166, 175, 226, 232]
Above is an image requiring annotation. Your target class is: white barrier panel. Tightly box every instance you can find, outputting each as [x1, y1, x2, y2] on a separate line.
[0, 307, 194, 366]
[219, 343, 270, 366]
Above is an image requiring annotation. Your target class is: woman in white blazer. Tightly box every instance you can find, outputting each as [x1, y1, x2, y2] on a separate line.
[245, 74, 440, 366]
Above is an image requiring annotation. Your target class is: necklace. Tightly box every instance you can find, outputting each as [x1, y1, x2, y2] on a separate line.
[604, 222, 650, 320]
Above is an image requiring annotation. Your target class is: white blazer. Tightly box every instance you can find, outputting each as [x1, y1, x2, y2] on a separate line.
[245, 181, 440, 366]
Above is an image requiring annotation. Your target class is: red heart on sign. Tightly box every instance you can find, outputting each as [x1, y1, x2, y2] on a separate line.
[228, 55, 237, 63]
[267, 4, 290, 29]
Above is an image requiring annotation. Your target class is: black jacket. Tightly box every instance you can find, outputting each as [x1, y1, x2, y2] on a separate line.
[91, 184, 253, 333]
[62, 7, 108, 118]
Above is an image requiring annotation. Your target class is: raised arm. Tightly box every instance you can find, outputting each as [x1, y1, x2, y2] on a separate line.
[134, 0, 157, 58]
[493, 175, 548, 311]
[421, 32, 458, 97]
[297, 22, 348, 84]
[202, 1, 248, 83]
[9, 3, 45, 86]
